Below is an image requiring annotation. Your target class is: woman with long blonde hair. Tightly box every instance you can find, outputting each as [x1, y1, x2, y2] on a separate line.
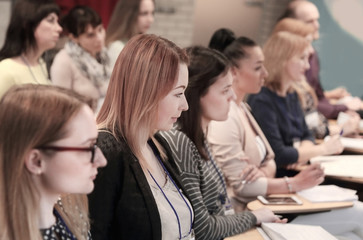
[89, 34, 193, 240]
[0, 84, 106, 240]
[272, 18, 360, 138]
[247, 31, 363, 240]
[248, 31, 343, 177]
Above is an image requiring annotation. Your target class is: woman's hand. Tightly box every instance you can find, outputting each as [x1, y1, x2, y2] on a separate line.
[291, 163, 324, 192]
[322, 135, 344, 155]
[240, 162, 266, 184]
[252, 208, 288, 225]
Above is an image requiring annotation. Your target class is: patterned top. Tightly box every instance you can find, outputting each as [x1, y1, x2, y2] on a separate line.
[301, 86, 329, 139]
[160, 129, 256, 240]
[40, 208, 91, 240]
[40, 210, 76, 240]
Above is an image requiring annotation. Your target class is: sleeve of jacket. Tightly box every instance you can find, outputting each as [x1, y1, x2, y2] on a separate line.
[248, 94, 299, 167]
[88, 131, 123, 240]
[208, 110, 269, 198]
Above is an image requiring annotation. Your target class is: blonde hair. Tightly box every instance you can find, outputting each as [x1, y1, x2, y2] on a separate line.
[97, 34, 188, 163]
[0, 85, 93, 240]
[272, 18, 314, 37]
[263, 31, 309, 92]
[272, 18, 317, 109]
[106, 0, 154, 45]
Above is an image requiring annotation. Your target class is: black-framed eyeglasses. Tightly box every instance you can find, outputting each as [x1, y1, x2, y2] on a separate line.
[37, 144, 98, 163]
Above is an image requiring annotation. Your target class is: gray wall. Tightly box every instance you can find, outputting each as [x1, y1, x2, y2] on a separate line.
[0, 0, 11, 48]
[310, 0, 363, 98]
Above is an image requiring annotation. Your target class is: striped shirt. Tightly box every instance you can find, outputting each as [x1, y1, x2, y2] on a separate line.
[160, 129, 257, 240]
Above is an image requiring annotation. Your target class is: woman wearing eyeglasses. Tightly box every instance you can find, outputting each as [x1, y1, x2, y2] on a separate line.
[88, 34, 193, 240]
[0, 84, 107, 240]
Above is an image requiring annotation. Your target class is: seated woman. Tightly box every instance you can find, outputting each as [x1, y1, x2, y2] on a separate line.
[0, 0, 62, 98]
[208, 35, 324, 212]
[88, 34, 193, 240]
[247, 31, 343, 177]
[51, 5, 111, 111]
[106, 0, 155, 68]
[160, 46, 284, 240]
[208, 33, 363, 240]
[272, 18, 360, 139]
[0, 84, 107, 239]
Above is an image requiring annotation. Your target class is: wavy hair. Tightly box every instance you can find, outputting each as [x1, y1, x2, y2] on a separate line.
[263, 31, 309, 92]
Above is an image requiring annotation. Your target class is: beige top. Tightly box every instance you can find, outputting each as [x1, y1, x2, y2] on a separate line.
[0, 58, 49, 98]
[51, 49, 108, 101]
[149, 174, 193, 240]
[208, 101, 275, 211]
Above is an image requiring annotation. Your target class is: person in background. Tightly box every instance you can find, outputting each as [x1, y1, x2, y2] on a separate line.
[0, 84, 107, 240]
[208, 34, 324, 212]
[209, 31, 363, 240]
[0, 0, 62, 98]
[106, 0, 155, 68]
[280, 0, 363, 119]
[272, 18, 360, 139]
[51, 5, 111, 111]
[89, 34, 194, 240]
[248, 31, 344, 177]
[160, 46, 285, 240]
[208, 28, 236, 53]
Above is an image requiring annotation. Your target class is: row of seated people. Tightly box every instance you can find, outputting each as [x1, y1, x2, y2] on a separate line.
[0, 0, 154, 110]
[1, 1, 363, 240]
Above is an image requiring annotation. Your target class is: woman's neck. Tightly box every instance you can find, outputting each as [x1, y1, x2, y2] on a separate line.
[21, 50, 42, 66]
[235, 90, 246, 104]
[38, 194, 58, 229]
[275, 76, 291, 97]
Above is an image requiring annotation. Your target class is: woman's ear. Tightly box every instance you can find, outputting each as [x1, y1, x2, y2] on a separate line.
[24, 149, 43, 175]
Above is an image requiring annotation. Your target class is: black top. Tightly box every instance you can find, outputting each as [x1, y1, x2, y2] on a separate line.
[88, 131, 189, 240]
[248, 87, 314, 177]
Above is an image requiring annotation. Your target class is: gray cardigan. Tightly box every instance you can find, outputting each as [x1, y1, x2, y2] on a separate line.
[160, 129, 257, 240]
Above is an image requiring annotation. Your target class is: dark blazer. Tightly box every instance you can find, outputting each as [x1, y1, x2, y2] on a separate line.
[88, 131, 189, 240]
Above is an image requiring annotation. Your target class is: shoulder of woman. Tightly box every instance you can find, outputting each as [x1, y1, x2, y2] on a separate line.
[97, 130, 128, 159]
[52, 49, 72, 65]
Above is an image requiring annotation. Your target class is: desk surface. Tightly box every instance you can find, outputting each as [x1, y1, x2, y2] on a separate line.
[328, 175, 363, 184]
[247, 194, 353, 214]
[225, 228, 264, 240]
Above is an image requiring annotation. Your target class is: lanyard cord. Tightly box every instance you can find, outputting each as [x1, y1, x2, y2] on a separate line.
[53, 208, 77, 240]
[203, 139, 230, 205]
[147, 140, 193, 239]
[20, 55, 48, 83]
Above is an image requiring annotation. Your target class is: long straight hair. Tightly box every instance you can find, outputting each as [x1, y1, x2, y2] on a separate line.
[106, 0, 155, 45]
[97, 34, 188, 162]
[263, 31, 309, 92]
[0, 84, 93, 240]
[178, 46, 230, 160]
[0, 0, 60, 61]
[272, 18, 317, 109]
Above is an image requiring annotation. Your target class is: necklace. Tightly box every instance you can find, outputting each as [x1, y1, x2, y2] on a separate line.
[20, 54, 48, 84]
